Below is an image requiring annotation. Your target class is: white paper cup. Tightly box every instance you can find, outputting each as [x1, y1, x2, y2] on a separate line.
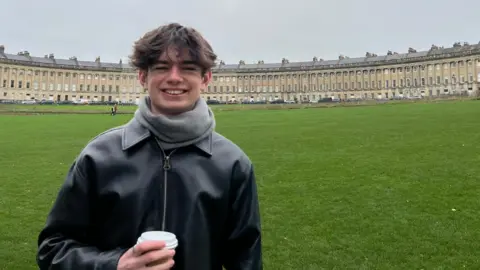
[136, 231, 178, 267]
[136, 231, 178, 250]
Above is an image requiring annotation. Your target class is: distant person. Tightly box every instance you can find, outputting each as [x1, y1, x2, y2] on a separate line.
[37, 23, 262, 270]
[110, 103, 118, 116]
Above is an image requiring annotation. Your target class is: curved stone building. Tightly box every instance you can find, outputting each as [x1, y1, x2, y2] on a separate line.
[0, 42, 479, 104]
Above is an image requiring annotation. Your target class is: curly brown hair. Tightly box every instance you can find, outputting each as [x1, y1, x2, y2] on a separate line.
[129, 23, 217, 74]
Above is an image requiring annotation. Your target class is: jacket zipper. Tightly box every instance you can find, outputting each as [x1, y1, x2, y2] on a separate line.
[155, 138, 177, 231]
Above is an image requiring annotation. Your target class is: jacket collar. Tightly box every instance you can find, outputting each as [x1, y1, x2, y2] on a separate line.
[122, 118, 212, 156]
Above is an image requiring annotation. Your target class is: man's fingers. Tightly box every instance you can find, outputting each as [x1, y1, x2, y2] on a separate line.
[139, 248, 175, 266]
[131, 245, 141, 257]
[146, 257, 175, 268]
[148, 258, 175, 269]
[133, 240, 167, 255]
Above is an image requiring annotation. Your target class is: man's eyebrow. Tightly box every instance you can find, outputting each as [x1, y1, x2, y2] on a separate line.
[181, 60, 199, 65]
[153, 60, 199, 65]
[153, 61, 169, 65]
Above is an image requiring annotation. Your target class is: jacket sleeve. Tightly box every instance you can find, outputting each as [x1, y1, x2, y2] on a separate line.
[223, 157, 263, 270]
[36, 156, 127, 270]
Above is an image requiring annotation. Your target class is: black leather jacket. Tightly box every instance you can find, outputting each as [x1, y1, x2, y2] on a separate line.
[37, 118, 262, 270]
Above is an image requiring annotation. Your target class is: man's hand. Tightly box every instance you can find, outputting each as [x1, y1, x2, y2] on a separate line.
[117, 241, 175, 270]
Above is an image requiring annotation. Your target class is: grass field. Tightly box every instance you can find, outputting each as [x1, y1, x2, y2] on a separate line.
[0, 102, 351, 114]
[0, 100, 479, 269]
[0, 97, 475, 114]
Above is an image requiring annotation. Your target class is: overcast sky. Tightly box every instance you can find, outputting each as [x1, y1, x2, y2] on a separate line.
[2, 0, 479, 65]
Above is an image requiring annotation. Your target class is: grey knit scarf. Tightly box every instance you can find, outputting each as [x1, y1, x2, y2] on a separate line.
[134, 96, 215, 150]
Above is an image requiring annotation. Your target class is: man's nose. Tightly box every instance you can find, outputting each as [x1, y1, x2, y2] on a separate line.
[166, 66, 182, 82]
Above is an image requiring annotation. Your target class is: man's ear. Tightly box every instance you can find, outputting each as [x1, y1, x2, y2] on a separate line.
[202, 70, 212, 88]
[138, 70, 147, 88]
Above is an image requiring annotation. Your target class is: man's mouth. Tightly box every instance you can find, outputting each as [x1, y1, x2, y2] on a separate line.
[161, 89, 187, 95]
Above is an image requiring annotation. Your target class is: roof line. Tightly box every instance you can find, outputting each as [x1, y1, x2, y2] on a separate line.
[0, 42, 479, 72]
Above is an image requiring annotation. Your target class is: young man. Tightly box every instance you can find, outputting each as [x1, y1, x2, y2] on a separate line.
[37, 23, 262, 270]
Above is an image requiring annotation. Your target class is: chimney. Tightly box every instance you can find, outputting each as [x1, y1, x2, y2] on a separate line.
[95, 56, 100, 63]
[0, 45, 4, 53]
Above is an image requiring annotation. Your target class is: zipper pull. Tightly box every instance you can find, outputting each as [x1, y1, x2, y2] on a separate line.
[163, 155, 171, 170]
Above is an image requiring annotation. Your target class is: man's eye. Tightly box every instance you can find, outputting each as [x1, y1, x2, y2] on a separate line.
[153, 66, 168, 70]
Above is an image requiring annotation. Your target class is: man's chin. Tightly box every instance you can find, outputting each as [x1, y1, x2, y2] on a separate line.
[152, 101, 194, 115]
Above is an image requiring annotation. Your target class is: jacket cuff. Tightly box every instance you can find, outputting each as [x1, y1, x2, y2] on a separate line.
[99, 248, 129, 270]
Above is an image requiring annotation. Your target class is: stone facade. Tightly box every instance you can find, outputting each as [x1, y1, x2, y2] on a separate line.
[0, 42, 479, 103]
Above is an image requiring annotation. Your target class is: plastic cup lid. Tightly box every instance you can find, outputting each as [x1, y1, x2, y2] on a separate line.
[137, 231, 178, 249]
[141, 231, 176, 241]
[165, 240, 178, 249]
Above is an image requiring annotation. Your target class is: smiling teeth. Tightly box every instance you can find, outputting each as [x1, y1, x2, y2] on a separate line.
[166, 90, 183, 95]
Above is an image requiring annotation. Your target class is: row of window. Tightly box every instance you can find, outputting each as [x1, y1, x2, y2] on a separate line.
[1, 69, 474, 85]
[205, 75, 476, 93]
[3, 74, 476, 94]
[3, 71, 475, 88]
[1, 80, 143, 93]
[234, 72, 476, 83]
[234, 74, 476, 86]
[1, 58, 478, 83]
[1, 68, 137, 81]
[3, 69, 473, 91]
[223, 60, 478, 81]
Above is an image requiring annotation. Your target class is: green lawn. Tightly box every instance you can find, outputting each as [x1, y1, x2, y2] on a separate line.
[0, 101, 479, 269]
[0, 103, 291, 114]
[0, 97, 474, 114]
[0, 102, 348, 113]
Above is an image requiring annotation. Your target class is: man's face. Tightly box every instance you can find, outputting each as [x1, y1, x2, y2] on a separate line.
[139, 47, 212, 115]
